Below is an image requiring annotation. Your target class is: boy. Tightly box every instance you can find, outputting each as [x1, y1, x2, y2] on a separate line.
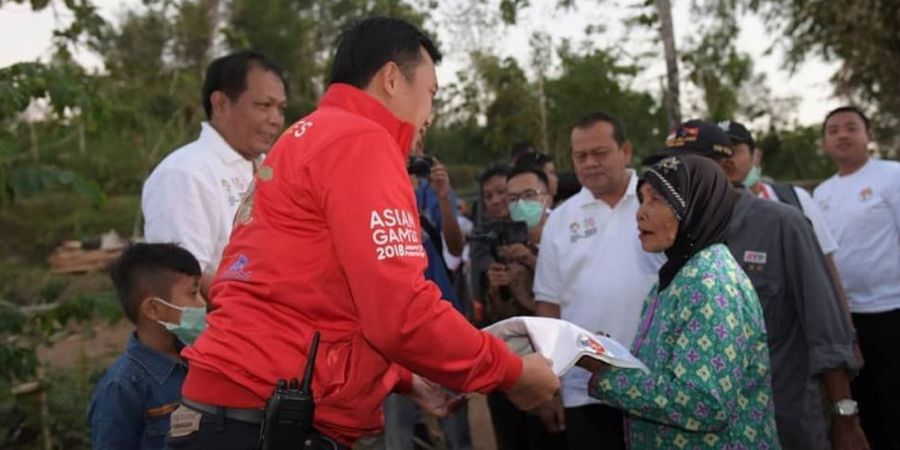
[88, 243, 206, 449]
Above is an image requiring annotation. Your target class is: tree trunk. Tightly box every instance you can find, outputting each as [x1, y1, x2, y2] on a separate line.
[657, 0, 681, 130]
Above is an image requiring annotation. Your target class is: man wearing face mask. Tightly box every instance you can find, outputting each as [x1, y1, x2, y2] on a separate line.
[89, 243, 206, 450]
[484, 166, 566, 450]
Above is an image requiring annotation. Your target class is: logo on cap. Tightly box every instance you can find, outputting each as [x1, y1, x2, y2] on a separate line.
[666, 127, 700, 148]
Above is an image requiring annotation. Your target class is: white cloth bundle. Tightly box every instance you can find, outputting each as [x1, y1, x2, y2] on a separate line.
[484, 316, 649, 376]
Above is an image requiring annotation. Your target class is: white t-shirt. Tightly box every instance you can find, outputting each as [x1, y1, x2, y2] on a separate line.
[814, 159, 900, 313]
[142, 122, 257, 273]
[757, 183, 839, 254]
[534, 170, 663, 407]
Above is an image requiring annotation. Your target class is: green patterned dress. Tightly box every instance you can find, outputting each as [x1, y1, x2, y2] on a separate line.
[589, 244, 779, 449]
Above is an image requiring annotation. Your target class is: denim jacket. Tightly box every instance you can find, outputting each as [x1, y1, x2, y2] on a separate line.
[88, 333, 186, 449]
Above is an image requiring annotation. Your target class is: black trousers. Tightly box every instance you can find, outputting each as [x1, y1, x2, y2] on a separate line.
[564, 404, 625, 450]
[165, 404, 348, 450]
[851, 309, 900, 450]
[487, 392, 567, 450]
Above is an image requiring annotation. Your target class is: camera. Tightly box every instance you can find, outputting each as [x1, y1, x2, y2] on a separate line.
[472, 220, 529, 263]
[407, 156, 434, 178]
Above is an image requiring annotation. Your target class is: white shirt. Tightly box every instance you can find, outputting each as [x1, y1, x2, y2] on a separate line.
[142, 122, 257, 273]
[814, 159, 900, 313]
[757, 182, 839, 254]
[534, 170, 662, 407]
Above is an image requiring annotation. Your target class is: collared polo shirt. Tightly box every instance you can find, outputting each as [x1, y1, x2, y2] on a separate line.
[814, 159, 900, 313]
[142, 122, 258, 273]
[534, 170, 662, 408]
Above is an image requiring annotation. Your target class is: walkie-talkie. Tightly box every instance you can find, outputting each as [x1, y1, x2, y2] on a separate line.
[260, 331, 321, 450]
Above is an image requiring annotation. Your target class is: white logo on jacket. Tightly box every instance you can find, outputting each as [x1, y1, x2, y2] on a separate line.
[369, 209, 425, 260]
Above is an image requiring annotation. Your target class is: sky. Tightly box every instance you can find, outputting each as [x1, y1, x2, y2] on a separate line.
[0, 0, 842, 126]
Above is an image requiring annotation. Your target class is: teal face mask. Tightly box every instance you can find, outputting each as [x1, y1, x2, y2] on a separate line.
[742, 165, 762, 188]
[153, 298, 207, 345]
[509, 199, 545, 229]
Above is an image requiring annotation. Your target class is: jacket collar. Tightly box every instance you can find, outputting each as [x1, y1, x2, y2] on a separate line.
[125, 333, 185, 385]
[318, 83, 416, 157]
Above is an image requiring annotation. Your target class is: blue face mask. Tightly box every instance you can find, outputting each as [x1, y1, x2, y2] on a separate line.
[509, 199, 545, 229]
[153, 298, 207, 345]
[742, 165, 762, 188]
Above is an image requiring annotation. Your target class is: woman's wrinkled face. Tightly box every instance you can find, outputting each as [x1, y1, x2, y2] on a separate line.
[636, 182, 679, 252]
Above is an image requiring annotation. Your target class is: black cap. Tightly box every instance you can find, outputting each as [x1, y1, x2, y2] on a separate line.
[718, 120, 755, 150]
[643, 119, 734, 165]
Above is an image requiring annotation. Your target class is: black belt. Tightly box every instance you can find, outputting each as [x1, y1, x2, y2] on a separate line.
[180, 399, 348, 450]
[182, 398, 265, 424]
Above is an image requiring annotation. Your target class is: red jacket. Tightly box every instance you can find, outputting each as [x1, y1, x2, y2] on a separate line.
[181, 84, 522, 445]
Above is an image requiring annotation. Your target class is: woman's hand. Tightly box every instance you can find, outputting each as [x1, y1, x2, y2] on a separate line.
[576, 355, 608, 374]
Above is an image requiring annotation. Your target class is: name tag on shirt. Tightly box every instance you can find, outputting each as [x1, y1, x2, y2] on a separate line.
[743, 250, 767, 265]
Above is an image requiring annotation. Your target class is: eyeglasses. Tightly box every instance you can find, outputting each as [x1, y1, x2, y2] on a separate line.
[506, 188, 545, 204]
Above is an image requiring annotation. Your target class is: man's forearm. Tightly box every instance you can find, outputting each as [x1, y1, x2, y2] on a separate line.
[439, 195, 464, 256]
[535, 301, 560, 318]
[821, 368, 853, 403]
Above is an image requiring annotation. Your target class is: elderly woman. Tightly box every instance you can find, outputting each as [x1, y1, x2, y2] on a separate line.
[577, 154, 779, 448]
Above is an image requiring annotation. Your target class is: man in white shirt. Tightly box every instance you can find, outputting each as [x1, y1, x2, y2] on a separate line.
[815, 106, 900, 449]
[533, 112, 661, 449]
[142, 50, 287, 298]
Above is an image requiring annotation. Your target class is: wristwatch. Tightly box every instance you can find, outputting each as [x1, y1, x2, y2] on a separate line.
[832, 399, 859, 416]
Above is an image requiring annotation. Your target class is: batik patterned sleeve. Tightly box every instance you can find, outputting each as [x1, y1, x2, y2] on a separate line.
[589, 250, 767, 433]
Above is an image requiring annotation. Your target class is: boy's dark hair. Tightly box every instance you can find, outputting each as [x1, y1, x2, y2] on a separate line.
[508, 166, 549, 192]
[822, 106, 871, 135]
[573, 111, 627, 147]
[202, 50, 286, 120]
[109, 243, 201, 323]
[329, 17, 442, 89]
[478, 163, 511, 189]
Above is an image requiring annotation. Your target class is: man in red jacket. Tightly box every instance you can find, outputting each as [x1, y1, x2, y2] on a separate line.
[166, 17, 559, 449]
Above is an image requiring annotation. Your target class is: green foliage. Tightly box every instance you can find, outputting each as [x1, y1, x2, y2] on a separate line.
[757, 124, 836, 182]
[544, 45, 668, 162]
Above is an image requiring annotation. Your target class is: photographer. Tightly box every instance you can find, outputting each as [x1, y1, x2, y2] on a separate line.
[484, 166, 550, 322]
[469, 164, 511, 322]
[383, 144, 473, 450]
[482, 166, 564, 450]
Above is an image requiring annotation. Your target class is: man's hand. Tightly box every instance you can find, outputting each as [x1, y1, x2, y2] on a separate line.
[429, 159, 452, 200]
[830, 415, 870, 450]
[504, 353, 560, 411]
[535, 395, 566, 433]
[408, 375, 465, 418]
[504, 243, 536, 269]
[487, 262, 510, 287]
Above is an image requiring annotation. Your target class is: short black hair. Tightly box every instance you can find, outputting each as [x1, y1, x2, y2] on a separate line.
[509, 141, 535, 162]
[329, 16, 442, 89]
[109, 243, 201, 323]
[478, 163, 511, 189]
[202, 50, 286, 120]
[514, 151, 552, 171]
[508, 166, 549, 192]
[573, 111, 627, 147]
[823, 106, 871, 136]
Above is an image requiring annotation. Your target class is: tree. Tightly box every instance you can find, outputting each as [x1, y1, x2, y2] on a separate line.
[545, 44, 668, 164]
[655, 0, 681, 129]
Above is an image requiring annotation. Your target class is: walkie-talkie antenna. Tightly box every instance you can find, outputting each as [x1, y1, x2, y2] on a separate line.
[300, 331, 320, 392]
